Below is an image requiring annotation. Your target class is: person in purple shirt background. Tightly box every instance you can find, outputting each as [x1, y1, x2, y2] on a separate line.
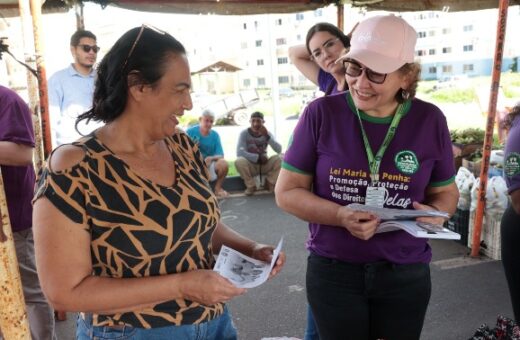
[276, 15, 459, 340]
[289, 22, 353, 97]
[0, 85, 56, 339]
[501, 102, 520, 324]
[289, 21, 353, 340]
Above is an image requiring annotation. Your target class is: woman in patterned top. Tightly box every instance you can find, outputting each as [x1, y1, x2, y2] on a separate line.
[33, 25, 285, 339]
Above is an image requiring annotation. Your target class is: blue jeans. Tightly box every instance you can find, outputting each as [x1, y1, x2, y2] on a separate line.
[304, 305, 320, 340]
[76, 307, 237, 339]
[307, 253, 431, 340]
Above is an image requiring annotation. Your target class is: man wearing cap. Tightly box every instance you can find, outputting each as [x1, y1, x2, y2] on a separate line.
[235, 111, 282, 196]
[186, 109, 229, 198]
[48, 30, 101, 147]
[276, 14, 458, 339]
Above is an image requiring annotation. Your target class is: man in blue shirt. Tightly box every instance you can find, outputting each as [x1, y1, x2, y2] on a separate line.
[186, 110, 229, 198]
[48, 30, 101, 147]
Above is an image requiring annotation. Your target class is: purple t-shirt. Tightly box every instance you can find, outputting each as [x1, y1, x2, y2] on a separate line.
[0, 86, 35, 232]
[318, 69, 341, 95]
[283, 92, 455, 264]
[504, 115, 520, 194]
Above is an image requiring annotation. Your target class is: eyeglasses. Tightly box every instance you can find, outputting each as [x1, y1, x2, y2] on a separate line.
[343, 59, 387, 84]
[311, 38, 341, 60]
[122, 24, 166, 72]
[78, 44, 100, 53]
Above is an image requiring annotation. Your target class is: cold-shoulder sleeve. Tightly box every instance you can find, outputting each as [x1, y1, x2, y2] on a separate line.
[34, 161, 89, 225]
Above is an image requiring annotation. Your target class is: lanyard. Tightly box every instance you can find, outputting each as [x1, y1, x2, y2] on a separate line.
[355, 103, 405, 184]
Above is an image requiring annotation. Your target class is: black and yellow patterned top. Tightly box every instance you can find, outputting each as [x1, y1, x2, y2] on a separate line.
[34, 131, 223, 328]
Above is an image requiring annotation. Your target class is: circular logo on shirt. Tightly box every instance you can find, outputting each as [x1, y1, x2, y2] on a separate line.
[505, 152, 520, 177]
[394, 150, 419, 175]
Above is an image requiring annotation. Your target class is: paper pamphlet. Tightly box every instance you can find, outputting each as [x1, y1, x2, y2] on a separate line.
[347, 203, 460, 240]
[213, 238, 283, 288]
[376, 220, 461, 240]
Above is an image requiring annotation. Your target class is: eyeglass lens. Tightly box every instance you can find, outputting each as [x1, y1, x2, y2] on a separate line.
[343, 60, 387, 84]
[80, 44, 99, 53]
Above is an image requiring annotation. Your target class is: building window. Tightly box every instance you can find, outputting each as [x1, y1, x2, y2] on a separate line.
[429, 49, 436, 55]
[463, 25, 473, 32]
[442, 47, 452, 54]
[243, 79, 250, 87]
[255, 40, 262, 47]
[296, 13, 304, 21]
[277, 57, 288, 64]
[241, 42, 248, 49]
[257, 59, 264, 66]
[278, 76, 289, 83]
[428, 66, 437, 73]
[442, 28, 451, 34]
[463, 64, 474, 72]
[276, 38, 287, 46]
[254, 21, 258, 29]
[428, 30, 435, 37]
[243, 23, 247, 30]
[257, 78, 266, 86]
[442, 65, 453, 73]
[418, 31, 427, 38]
[463, 45, 474, 52]
[416, 50, 427, 56]
[276, 18, 282, 25]
[314, 9, 322, 17]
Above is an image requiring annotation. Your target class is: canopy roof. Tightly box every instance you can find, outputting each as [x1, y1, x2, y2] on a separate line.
[2, 0, 519, 17]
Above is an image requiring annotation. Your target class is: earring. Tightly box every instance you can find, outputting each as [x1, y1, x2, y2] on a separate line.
[401, 89, 410, 100]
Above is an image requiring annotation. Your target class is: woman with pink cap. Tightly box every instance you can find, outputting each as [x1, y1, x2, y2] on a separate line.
[276, 15, 459, 339]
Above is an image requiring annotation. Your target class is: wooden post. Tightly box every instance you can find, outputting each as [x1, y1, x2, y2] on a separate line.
[337, 3, 344, 31]
[30, 0, 52, 159]
[471, 0, 509, 257]
[0, 169, 31, 339]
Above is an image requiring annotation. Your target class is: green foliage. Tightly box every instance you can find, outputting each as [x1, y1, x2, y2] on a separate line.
[429, 88, 477, 104]
[450, 128, 485, 144]
[227, 161, 238, 176]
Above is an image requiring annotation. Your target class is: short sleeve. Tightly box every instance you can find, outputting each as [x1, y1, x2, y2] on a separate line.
[214, 132, 224, 156]
[0, 96, 35, 146]
[33, 163, 88, 225]
[429, 113, 456, 187]
[282, 103, 320, 175]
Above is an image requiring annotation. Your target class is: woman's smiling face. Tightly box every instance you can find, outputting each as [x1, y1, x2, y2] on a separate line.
[346, 59, 409, 118]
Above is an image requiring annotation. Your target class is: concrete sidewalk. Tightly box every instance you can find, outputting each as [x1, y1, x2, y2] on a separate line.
[55, 194, 513, 339]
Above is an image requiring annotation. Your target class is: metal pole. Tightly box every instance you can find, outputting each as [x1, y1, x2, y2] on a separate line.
[30, 0, 52, 159]
[471, 0, 509, 257]
[0, 169, 31, 339]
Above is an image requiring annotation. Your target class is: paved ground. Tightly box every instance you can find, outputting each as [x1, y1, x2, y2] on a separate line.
[55, 193, 513, 339]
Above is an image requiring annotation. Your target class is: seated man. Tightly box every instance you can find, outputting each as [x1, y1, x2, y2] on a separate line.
[235, 111, 282, 196]
[186, 109, 229, 198]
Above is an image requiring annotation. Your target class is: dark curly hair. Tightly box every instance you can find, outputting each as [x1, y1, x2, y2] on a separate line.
[76, 26, 186, 130]
[305, 22, 350, 55]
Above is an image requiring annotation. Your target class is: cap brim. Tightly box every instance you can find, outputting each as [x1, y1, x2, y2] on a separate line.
[336, 49, 405, 74]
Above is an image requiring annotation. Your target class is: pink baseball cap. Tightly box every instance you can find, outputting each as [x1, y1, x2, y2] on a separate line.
[338, 14, 417, 74]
